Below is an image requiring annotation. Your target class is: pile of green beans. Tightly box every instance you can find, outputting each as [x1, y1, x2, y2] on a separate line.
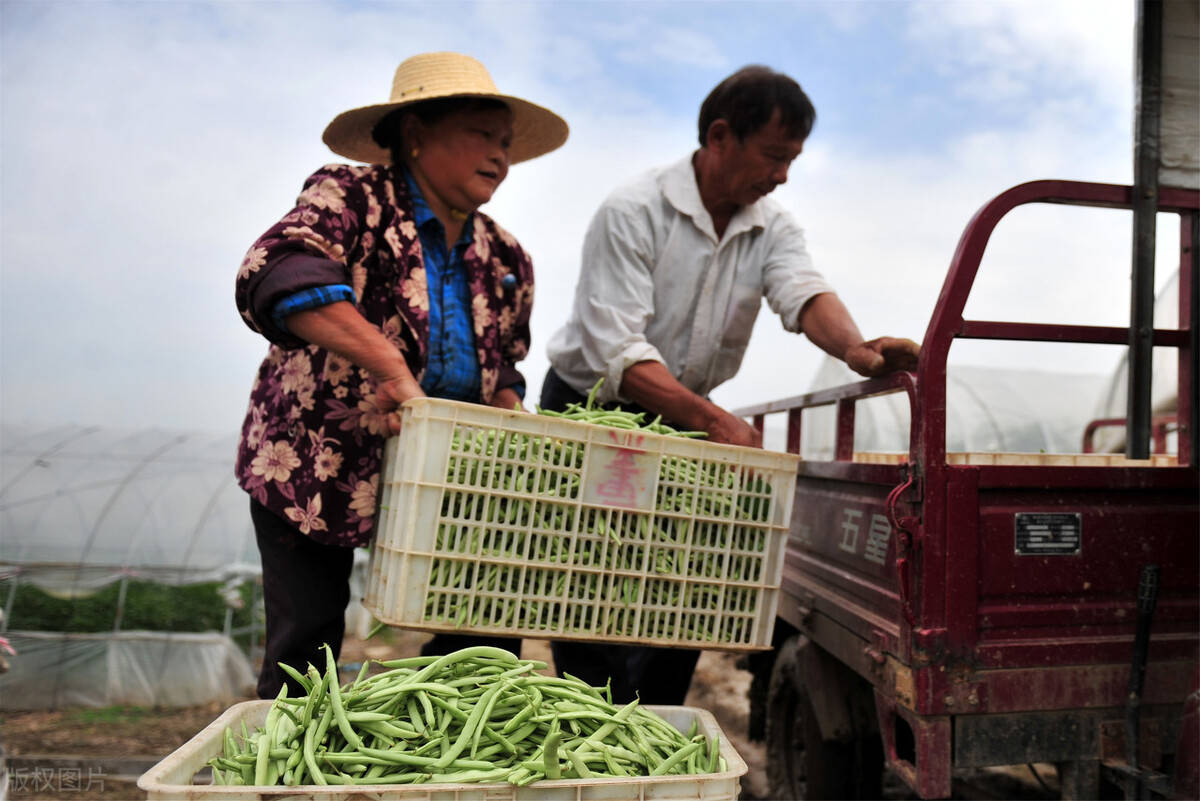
[414, 381, 778, 643]
[207, 646, 726, 787]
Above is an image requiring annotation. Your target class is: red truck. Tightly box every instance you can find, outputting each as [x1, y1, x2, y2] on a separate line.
[736, 179, 1199, 800]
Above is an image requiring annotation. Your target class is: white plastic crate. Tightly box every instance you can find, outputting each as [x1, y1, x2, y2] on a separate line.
[364, 398, 800, 650]
[137, 700, 748, 800]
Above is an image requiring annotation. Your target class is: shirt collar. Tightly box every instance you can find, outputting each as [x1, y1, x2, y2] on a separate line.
[662, 152, 765, 243]
[402, 166, 436, 228]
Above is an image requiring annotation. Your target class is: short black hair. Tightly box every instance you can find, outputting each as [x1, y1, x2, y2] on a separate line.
[372, 96, 510, 164]
[697, 65, 816, 147]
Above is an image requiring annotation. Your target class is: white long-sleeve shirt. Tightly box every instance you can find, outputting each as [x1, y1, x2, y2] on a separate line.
[547, 153, 836, 404]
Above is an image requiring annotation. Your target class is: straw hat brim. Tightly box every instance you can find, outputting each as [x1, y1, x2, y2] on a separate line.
[322, 93, 568, 166]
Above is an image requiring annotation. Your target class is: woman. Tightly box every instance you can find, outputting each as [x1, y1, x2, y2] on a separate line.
[234, 52, 568, 699]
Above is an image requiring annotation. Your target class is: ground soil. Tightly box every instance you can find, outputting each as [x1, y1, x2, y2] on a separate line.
[0, 630, 1059, 801]
[0, 631, 769, 801]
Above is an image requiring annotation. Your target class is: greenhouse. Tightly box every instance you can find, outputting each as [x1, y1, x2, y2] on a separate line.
[784, 268, 1184, 461]
[0, 425, 263, 710]
[790, 356, 1112, 459]
[1088, 268, 1184, 454]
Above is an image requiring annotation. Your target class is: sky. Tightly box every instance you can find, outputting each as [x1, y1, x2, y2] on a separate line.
[0, 0, 1176, 436]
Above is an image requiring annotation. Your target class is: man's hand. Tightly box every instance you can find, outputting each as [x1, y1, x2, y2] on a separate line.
[844, 337, 921, 378]
[375, 374, 425, 436]
[620, 360, 762, 447]
[704, 408, 763, 448]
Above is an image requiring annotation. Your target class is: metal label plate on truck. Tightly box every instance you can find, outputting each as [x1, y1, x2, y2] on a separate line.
[1015, 512, 1082, 555]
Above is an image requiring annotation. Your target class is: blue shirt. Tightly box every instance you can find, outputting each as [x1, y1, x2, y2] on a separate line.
[271, 284, 356, 329]
[403, 169, 481, 402]
[271, 167, 483, 402]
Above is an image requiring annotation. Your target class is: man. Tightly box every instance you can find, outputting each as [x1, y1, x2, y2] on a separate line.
[541, 65, 920, 704]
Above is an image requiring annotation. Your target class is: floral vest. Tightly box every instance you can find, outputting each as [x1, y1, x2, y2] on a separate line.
[234, 164, 534, 546]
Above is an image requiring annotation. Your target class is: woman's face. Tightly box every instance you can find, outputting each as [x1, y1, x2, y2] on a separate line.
[410, 105, 514, 213]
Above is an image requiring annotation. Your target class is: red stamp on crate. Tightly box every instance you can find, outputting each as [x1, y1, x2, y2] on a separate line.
[582, 431, 659, 511]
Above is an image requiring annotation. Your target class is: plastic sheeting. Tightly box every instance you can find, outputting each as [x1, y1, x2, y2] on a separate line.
[1088, 269, 1182, 453]
[0, 424, 262, 709]
[772, 357, 1110, 459]
[0, 425, 260, 590]
[0, 631, 255, 710]
[0, 424, 386, 709]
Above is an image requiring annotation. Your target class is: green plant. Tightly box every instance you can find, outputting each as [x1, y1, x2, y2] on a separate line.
[1, 578, 257, 636]
[71, 705, 150, 725]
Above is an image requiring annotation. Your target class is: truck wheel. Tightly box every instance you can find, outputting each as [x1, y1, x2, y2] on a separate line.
[765, 634, 885, 800]
[766, 635, 806, 799]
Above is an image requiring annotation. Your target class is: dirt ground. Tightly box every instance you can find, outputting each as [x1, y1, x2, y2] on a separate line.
[0, 630, 769, 801]
[1, 630, 1061, 801]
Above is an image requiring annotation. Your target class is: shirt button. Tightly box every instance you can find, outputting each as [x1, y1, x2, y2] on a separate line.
[500, 274, 517, 289]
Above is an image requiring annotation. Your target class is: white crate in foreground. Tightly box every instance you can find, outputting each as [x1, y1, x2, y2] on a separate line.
[138, 700, 748, 801]
[364, 399, 801, 650]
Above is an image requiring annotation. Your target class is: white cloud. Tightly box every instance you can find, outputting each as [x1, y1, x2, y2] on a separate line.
[816, 1, 878, 32]
[906, 0, 1134, 110]
[644, 27, 730, 69]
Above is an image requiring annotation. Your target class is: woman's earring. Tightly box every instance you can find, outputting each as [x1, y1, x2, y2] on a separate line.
[411, 147, 420, 159]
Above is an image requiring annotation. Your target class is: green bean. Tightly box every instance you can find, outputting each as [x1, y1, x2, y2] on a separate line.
[208, 646, 724, 787]
[324, 646, 363, 750]
[376, 655, 442, 669]
[304, 719, 328, 786]
[415, 689, 436, 727]
[650, 741, 703, 776]
[352, 747, 493, 770]
[405, 646, 518, 685]
[406, 696, 425, 733]
[221, 727, 237, 762]
[277, 663, 312, 693]
[542, 730, 562, 779]
[602, 748, 630, 776]
[357, 680, 460, 706]
[469, 679, 507, 758]
[253, 732, 271, 785]
[431, 679, 501, 770]
[362, 729, 400, 748]
[565, 747, 592, 778]
[321, 772, 429, 785]
[343, 710, 394, 723]
[427, 767, 511, 783]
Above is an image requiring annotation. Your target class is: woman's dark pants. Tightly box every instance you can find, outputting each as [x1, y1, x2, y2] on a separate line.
[251, 498, 518, 700]
[539, 368, 701, 706]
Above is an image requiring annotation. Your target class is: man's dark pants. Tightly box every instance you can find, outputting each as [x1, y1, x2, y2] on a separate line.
[252, 498, 519, 700]
[539, 367, 701, 706]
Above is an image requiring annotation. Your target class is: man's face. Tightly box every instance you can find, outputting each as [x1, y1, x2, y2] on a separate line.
[718, 108, 805, 206]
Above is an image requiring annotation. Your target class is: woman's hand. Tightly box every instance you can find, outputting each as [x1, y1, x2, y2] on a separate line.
[490, 386, 526, 412]
[375, 374, 425, 436]
[285, 302, 425, 436]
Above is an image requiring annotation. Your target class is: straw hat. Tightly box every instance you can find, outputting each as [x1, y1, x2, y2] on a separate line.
[322, 52, 568, 165]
